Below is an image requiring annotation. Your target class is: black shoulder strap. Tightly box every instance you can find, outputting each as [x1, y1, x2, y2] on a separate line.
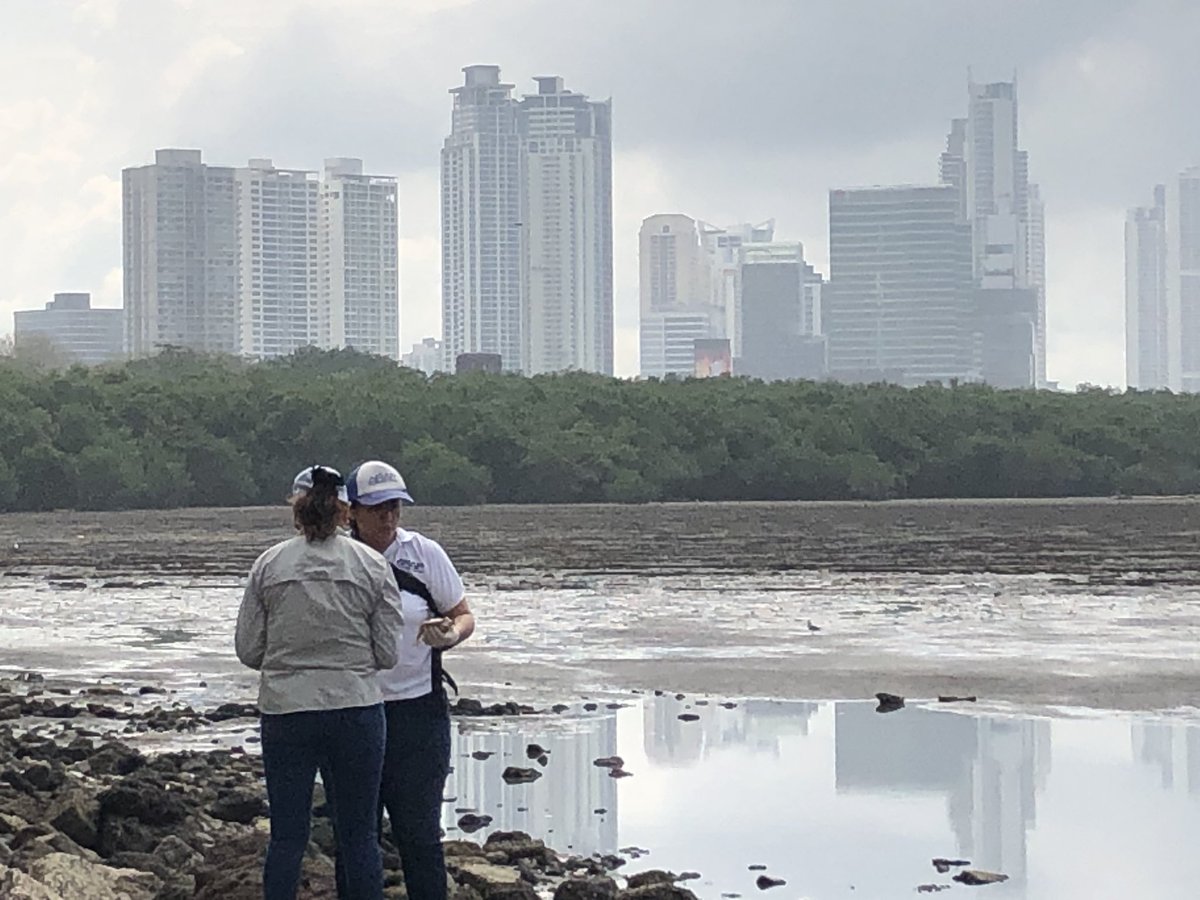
[389, 564, 458, 696]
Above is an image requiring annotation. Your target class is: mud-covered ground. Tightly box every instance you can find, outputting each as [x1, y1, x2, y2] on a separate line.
[1, 498, 1199, 711]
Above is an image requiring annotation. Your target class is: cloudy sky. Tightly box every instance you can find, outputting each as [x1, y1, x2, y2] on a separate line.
[2, 0, 1198, 385]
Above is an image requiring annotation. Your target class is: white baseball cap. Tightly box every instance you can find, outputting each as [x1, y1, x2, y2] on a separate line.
[291, 465, 350, 504]
[346, 460, 415, 506]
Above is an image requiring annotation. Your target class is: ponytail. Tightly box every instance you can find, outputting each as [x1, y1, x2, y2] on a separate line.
[291, 465, 348, 541]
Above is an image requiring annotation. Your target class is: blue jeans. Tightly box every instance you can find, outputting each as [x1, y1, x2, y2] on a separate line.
[261, 704, 386, 900]
[330, 690, 451, 900]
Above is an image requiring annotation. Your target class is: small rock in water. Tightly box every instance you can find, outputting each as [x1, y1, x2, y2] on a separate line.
[875, 692, 905, 713]
[592, 756, 624, 769]
[457, 812, 492, 833]
[472, 750, 495, 760]
[694, 700, 709, 706]
[526, 743, 550, 759]
[678, 872, 701, 881]
[594, 808, 607, 815]
[654, 690, 665, 696]
[607, 768, 633, 779]
[583, 703, 598, 712]
[932, 858, 971, 874]
[536, 754, 550, 767]
[501, 766, 542, 784]
[806, 619, 821, 632]
[674, 693, 686, 701]
[677, 713, 700, 722]
[720, 701, 738, 709]
[552, 703, 571, 713]
[748, 865, 767, 871]
[938, 695, 977, 703]
[953, 870, 1008, 886]
[917, 885, 951, 893]
[755, 875, 785, 890]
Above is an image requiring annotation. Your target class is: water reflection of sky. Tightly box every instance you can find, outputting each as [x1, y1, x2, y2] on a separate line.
[446, 698, 1200, 900]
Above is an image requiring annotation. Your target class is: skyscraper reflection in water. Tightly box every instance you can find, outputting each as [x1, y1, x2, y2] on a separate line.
[835, 704, 1050, 884]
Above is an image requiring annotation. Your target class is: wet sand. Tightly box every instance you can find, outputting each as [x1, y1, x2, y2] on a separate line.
[2, 498, 1199, 711]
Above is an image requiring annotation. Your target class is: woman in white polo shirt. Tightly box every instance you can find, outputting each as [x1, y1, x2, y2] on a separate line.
[343, 459, 475, 900]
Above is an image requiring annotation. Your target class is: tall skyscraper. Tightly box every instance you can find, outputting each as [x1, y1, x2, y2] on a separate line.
[319, 158, 399, 358]
[123, 149, 237, 356]
[939, 78, 1043, 387]
[739, 242, 826, 381]
[13, 293, 124, 365]
[827, 185, 976, 385]
[441, 66, 613, 375]
[1168, 166, 1200, 392]
[440, 66, 522, 371]
[1125, 186, 1170, 390]
[235, 159, 320, 360]
[519, 76, 613, 375]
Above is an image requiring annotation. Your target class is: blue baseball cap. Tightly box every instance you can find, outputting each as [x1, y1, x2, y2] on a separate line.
[347, 461, 415, 506]
[291, 465, 349, 503]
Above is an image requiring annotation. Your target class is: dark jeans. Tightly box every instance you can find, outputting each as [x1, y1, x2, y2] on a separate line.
[261, 704, 386, 900]
[329, 690, 452, 900]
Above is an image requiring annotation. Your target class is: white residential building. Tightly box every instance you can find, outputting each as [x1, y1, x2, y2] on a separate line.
[440, 66, 523, 372]
[235, 159, 320, 360]
[1125, 185, 1170, 390]
[123, 149, 237, 357]
[519, 76, 613, 375]
[319, 158, 399, 358]
[1168, 166, 1200, 392]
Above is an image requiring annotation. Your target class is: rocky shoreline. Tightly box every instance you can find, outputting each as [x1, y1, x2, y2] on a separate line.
[0, 674, 707, 900]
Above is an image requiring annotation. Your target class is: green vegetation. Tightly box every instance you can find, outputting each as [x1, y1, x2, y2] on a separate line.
[0, 347, 1198, 510]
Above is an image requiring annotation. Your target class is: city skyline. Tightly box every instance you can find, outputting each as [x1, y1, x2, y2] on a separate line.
[4, 2, 1200, 386]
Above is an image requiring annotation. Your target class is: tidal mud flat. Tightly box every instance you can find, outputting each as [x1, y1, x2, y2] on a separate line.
[1, 498, 1199, 710]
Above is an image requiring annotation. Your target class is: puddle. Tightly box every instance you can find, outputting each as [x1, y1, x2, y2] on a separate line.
[443, 696, 1200, 899]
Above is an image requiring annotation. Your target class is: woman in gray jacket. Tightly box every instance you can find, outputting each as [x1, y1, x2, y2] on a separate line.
[236, 465, 404, 900]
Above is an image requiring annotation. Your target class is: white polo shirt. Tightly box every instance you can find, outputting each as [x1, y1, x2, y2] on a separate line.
[378, 527, 466, 701]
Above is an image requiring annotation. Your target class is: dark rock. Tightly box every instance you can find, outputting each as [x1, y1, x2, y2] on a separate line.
[582, 703, 598, 712]
[619, 883, 698, 900]
[472, 751, 495, 760]
[676, 714, 700, 722]
[154, 834, 204, 872]
[720, 702, 738, 709]
[501, 767, 542, 785]
[453, 698, 486, 716]
[458, 813, 494, 833]
[99, 779, 190, 826]
[677, 873, 701, 881]
[536, 755, 549, 767]
[932, 858, 971, 874]
[627, 870, 676, 889]
[22, 761, 64, 792]
[754, 876, 785, 890]
[525, 744, 549, 759]
[607, 768, 633, 779]
[138, 686, 166, 695]
[937, 695, 977, 703]
[210, 788, 267, 824]
[874, 692, 905, 713]
[592, 756, 624, 769]
[87, 743, 144, 776]
[444, 839, 487, 859]
[551, 704, 570, 714]
[953, 870, 1008, 885]
[593, 854, 625, 871]
[49, 792, 101, 850]
[674, 694, 685, 701]
[206, 702, 260, 722]
[554, 875, 619, 900]
[917, 886, 951, 894]
[747, 865, 767, 871]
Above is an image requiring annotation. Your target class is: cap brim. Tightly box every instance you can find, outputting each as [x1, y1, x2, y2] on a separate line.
[357, 488, 415, 505]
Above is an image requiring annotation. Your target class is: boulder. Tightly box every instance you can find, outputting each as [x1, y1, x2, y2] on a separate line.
[555, 875, 619, 900]
[27, 852, 161, 900]
[500, 767, 541, 785]
[49, 792, 100, 851]
[626, 871, 676, 889]
[451, 859, 538, 900]
[619, 884, 698, 900]
[99, 779, 190, 826]
[0, 865, 61, 900]
[210, 788, 267, 824]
